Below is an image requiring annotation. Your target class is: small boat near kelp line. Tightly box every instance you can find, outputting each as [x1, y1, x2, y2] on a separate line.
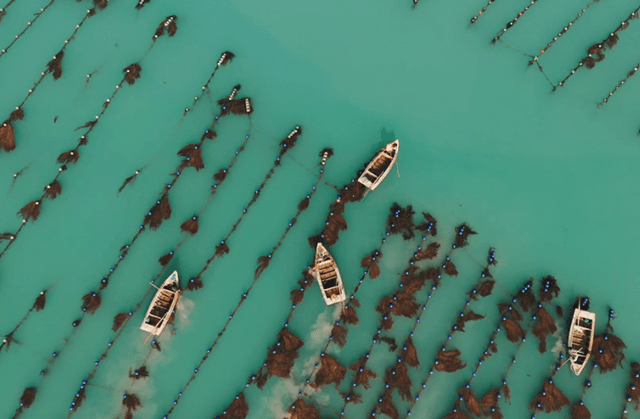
[358, 139, 399, 194]
[311, 243, 346, 306]
[568, 296, 596, 376]
[141, 271, 181, 341]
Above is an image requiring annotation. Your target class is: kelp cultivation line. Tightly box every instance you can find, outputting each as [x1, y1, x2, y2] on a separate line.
[0, 15, 179, 265]
[5, 20, 181, 415]
[295, 208, 431, 403]
[441, 278, 537, 419]
[0, 3, 131, 156]
[555, 5, 640, 89]
[157, 126, 304, 419]
[569, 309, 619, 419]
[598, 62, 640, 107]
[619, 361, 640, 418]
[62, 95, 252, 416]
[180, 125, 301, 292]
[491, 0, 540, 44]
[0, 289, 48, 353]
[210, 156, 397, 418]
[333, 223, 474, 416]
[399, 251, 497, 418]
[528, 3, 596, 65]
[0, 0, 56, 58]
[470, 0, 497, 24]
[134, 149, 330, 419]
[180, 52, 235, 122]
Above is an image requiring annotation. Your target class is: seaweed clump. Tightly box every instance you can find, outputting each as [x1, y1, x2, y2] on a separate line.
[454, 223, 477, 248]
[265, 328, 304, 379]
[387, 203, 416, 240]
[312, 354, 346, 389]
[288, 398, 320, 419]
[360, 249, 383, 279]
[81, 292, 102, 315]
[529, 379, 570, 413]
[593, 332, 626, 373]
[434, 348, 466, 372]
[129, 365, 149, 379]
[123, 63, 142, 85]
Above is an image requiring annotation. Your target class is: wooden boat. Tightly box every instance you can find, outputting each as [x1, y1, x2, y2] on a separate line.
[311, 243, 346, 306]
[140, 271, 181, 337]
[357, 139, 399, 193]
[567, 297, 596, 376]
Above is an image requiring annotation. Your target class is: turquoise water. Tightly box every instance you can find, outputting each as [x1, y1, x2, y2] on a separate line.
[1, 0, 640, 418]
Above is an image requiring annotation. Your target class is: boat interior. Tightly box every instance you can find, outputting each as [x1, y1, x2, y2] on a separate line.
[145, 288, 176, 327]
[570, 316, 593, 365]
[318, 263, 338, 290]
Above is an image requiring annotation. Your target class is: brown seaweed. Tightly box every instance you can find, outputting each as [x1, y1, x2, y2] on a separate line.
[458, 386, 482, 416]
[81, 292, 102, 315]
[122, 393, 142, 412]
[454, 311, 485, 333]
[254, 255, 271, 279]
[420, 212, 438, 236]
[379, 336, 397, 352]
[434, 348, 466, 372]
[178, 143, 204, 171]
[129, 365, 149, 379]
[539, 275, 560, 303]
[265, 328, 304, 379]
[402, 336, 420, 367]
[288, 399, 320, 419]
[123, 63, 142, 85]
[57, 149, 79, 165]
[570, 402, 591, 419]
[10, 108, 24, 121]
[93, 0, 109, 10]
[515, 279, 536, 312]
[529, 379, 570, 413]
[213, 168, 228, 185]
[387, 203, 416, 240]
[0, 121, 15, 152]
[444, 260, 459, 277]
[593, 333, 626, 373]
[532, 306, 557, 353]
[413, 242, 440, 261]
[112, 312, 128, 331]
[43, 180, 62, 200]
[376, 291, 420, 319]
[312, 354, 346, 388]
[454, 223, 477, 248]
[46, 50, 64, 80]
[215, 242, 230, 257]
[361, 249, 383, 279]
[220, 393, 248, 419]
[379, 393, 399, 419]
[384, 362, 413, 401]
[331, 323, 348, 348]
[503, 318, 525, 343]
[186, 277, 204, 291]
[153, 15, 177, 40]
[480, 389, 502, 418]
[279, 126, 302, 157]
[19, 387, 36, 409]
[349, 355, 377, 389]
[33, 291, 46, 311]
[18, 201, 41, 222]
[180, 216, 199, 236]
[158, 251, 174, 267]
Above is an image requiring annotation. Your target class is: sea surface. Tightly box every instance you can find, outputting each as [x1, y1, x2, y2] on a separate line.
[1, 0, 639, 418]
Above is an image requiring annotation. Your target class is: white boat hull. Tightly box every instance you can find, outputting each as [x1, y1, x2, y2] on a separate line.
[311, 243, 346, 306]
[358, 139, 399, 192]
[140, 271, 181, 336]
